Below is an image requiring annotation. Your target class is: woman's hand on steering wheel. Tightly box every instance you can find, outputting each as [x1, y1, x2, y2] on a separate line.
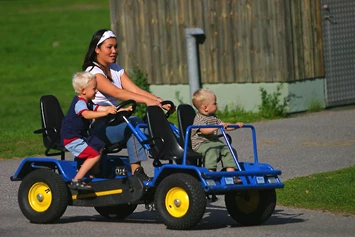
[160, 100, 176, 118]
[146, 97, 163, 107]
[141, 99, 175, 122]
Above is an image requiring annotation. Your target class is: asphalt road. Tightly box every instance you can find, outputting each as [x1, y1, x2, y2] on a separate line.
[1, 108, 354, 236]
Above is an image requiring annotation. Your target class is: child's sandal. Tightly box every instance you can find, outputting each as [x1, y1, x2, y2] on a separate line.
[69, 179, 92, 190]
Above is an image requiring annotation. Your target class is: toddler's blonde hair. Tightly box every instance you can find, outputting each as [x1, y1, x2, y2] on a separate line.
[192, 88, 215, 109]
[72, 72, 96, 94]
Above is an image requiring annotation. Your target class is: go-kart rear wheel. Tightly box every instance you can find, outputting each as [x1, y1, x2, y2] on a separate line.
[154, 173, 206, 230]
[225, 189, 276, 226]
[94, 204, 137, 220]
[18, 169, 69, 223]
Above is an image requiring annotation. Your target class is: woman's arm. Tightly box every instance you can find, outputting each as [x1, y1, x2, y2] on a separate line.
[95, 72, 161, 106]
[121, 72, 175, 111]
[120, 72, 164, 104]
[121, 72, 162, 101]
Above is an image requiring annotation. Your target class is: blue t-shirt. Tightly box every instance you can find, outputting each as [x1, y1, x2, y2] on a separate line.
[61, 96, 99, 142]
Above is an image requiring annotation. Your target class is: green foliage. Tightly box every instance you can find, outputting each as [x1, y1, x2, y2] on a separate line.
[258, 84, 288, 119]
[129, 66, 150, 118]
[216, 104, 264, 123]
[175, 91, 185, 104]
[167, 112, 178, 126]
[308, 100, 323, 113]
[277, 166, 355, 215]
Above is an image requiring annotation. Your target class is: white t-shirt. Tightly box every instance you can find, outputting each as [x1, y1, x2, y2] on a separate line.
[85, 63, 124, 106]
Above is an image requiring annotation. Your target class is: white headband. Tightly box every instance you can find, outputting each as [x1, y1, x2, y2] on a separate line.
[97, 30, 116, 46]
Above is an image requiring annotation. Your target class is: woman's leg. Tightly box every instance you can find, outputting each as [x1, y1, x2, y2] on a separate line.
[96, 117, 149, 179]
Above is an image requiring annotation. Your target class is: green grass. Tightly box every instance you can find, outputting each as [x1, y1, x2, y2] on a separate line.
[0, 0, 111, 158]
[277, 166, 355, 216]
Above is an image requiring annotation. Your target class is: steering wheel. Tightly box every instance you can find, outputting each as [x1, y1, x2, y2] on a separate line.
[105, 100, 137, 126]
[160, 100, 176, 118]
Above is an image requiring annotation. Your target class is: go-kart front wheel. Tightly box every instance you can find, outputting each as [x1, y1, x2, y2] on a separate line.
[225, 189, 276, 226]
[95, 204, 137, 220]
[18, 169, 69, 223]
[154, 173, 206, 230]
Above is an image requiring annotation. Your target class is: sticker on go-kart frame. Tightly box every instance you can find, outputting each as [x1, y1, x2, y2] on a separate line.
[225, 177, 234, 185]
[256, 176, 265, 184]
[206, 179, 216, 186]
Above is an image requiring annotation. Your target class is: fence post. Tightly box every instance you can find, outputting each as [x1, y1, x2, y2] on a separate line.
[185, 28, 205, 102]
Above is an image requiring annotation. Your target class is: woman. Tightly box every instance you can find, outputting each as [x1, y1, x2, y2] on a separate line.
[82, 29, 164, 181]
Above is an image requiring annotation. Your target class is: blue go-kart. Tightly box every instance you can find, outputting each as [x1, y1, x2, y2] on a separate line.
[10, 95, 284, 230]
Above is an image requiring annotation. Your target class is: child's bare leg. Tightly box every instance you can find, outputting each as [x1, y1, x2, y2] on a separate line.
[74, 156, 100, 181]
[226, 167, 235, 172]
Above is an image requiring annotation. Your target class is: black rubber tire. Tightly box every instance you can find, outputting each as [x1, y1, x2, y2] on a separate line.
[154, 173, 206, 230]
[225, 189, 276, 226]
[18, 169, 69, 223]
[94, 204, 137, 219]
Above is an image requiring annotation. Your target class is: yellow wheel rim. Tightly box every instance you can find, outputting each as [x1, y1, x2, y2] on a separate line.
[236, 190, 260, 214]
[28, 182, 52, 212]
[165, 187, 189, 218]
